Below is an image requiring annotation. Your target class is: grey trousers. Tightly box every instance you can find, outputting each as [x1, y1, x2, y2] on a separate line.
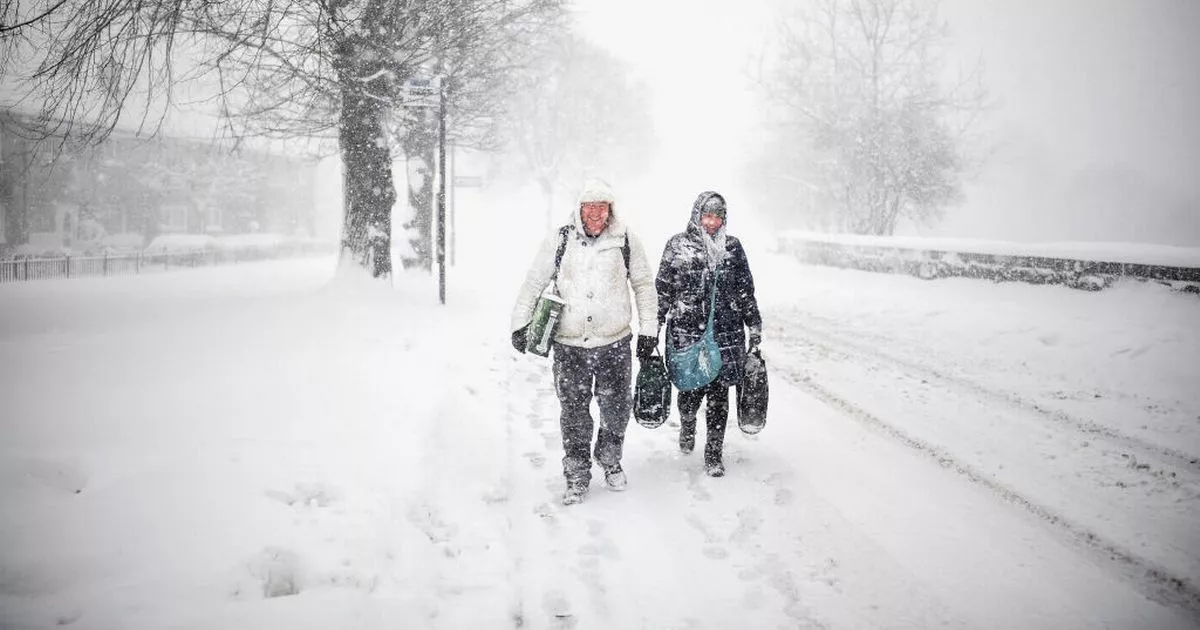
[552, 336, 632, 484]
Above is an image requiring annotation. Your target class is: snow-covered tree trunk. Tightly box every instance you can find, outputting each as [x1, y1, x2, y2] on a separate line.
[338, 79, 396, 279]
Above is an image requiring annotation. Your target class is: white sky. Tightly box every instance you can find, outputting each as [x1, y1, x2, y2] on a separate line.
[572, 0, 1200, 243]
[574, 0, 774, 188]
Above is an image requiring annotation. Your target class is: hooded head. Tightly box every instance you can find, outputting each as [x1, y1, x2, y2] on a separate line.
[690, 191, 727, 236]
[689, 190, 729, 270]
[576, 178, 617, 237]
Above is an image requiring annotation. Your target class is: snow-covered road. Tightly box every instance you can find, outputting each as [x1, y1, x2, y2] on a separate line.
[0, 254, 1196, 629]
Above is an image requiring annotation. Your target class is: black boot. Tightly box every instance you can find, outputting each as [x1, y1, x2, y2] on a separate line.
[704, 439, 726, 476]
[562, 478, 589, 505]
[702, 386, 729, 476]
[679, 416, 696, 454]
[704, 460, 725, 477]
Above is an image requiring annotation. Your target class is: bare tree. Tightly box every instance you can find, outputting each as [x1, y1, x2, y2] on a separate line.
[391, 7, 560, 270]
[754, 0, 988, 235]
[500, 29, 657, 226]
[1, 0, 565, 277]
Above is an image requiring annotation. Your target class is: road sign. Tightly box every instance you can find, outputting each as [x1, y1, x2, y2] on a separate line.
[404, 78, 436, 96]
[453, 175, 483, 188]
[401, 78, 439, 108]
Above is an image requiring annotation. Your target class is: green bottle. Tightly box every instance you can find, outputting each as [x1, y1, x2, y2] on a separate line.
[525, 292, 568, 357]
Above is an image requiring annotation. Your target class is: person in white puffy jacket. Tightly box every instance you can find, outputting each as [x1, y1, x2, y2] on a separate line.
[510, 179, 659, 505]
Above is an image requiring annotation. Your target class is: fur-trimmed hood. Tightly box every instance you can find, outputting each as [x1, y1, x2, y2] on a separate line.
[571, 178, 626, 239]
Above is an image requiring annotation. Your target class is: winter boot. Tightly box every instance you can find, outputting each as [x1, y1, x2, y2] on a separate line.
[602, 463, 628, 491]
[562, 479, 589, 506]
[679, 416, 697, 454]
[704, 435, 726, 476]
[704, 460, 726, 477]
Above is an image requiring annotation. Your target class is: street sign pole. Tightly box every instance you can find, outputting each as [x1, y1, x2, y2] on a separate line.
[436, 77, 447, 305]
[401, 75, 449, 304]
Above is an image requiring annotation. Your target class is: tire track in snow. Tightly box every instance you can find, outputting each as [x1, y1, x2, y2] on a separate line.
[768, 345, 1200, 618]
[773, 309, 1200, 477]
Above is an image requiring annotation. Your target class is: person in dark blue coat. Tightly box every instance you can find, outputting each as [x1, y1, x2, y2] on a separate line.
[655, 191, 762, 476]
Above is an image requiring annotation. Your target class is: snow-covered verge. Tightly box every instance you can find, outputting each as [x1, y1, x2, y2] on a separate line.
[756, 254, 1200, 611]
[776, 231, 1200, 293]
[779, 230, 1200, 269]
[755, 256, 1200, 458]
[0, 258, 512, 628]
[0, 255, 1197, 629]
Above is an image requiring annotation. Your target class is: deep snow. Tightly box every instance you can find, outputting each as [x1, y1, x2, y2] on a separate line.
[1, 249, 1197, 629]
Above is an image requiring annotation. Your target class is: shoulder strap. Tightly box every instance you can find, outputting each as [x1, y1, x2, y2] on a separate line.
[555, 225, 631, 275]
[705, 269, 720, 328]
[550, 225, 571, 287]
[622, 233, 630, 277]
[554, 226, 631, 283]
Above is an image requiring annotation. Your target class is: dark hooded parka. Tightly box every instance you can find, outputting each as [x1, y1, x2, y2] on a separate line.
[655, 191, 762, 386]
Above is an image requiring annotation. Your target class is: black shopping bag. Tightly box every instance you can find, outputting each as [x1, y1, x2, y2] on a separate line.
[634, 352, 672, 429]
[736, 347, 768, 434]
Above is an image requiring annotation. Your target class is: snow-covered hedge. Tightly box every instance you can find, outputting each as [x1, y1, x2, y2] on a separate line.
[0, 235, 335, 283]
[144, 234, 225, 254]
[779, 231, 1200, 293]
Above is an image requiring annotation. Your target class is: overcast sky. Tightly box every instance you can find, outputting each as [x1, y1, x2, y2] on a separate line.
[573, 0, 1200, 244]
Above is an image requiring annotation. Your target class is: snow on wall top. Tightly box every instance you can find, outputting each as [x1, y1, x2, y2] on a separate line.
[780, 231, 1200, 268]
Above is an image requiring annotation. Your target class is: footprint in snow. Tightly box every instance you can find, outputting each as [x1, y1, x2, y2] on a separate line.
[685, 468, 712, 502]
[703, 545, 731, 560]
[264, 483, 341, 508]
[765, 472, 794, 506]
[578, 519, 620, 559]
[542, 590, 577, 629]
[740, 583, 768, 609]
[685, 513, 729, 559]
[729, 508, 763, 545]
[241, 546, 302, 600]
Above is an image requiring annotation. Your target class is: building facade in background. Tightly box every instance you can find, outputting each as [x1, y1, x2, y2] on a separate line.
[0, 110, 318, 254]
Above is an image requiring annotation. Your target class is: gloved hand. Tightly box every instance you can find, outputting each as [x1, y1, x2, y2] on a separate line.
[511, 326, 529, 354]
[748, 330, 762, 352]
[636, 334, 657, 361]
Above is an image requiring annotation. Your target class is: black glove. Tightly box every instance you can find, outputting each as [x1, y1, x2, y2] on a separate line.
[511, 326, 528, 354]
[636, 335, 657, 361]
[748, 331, 762, 352]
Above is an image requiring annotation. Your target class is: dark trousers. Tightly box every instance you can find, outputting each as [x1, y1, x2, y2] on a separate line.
[677, 380, 729, 465]
[552, 336, 632, 484]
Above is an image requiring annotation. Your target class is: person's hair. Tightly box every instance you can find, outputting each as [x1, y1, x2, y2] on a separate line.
[701, 194, 726, 218]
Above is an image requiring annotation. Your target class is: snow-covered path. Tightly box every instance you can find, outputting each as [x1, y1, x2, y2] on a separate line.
[492, 342, 1196, 629]
[1, 255, 1197, 629]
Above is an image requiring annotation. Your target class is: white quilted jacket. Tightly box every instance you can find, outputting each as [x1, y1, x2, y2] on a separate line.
[511, 208, 658, 349]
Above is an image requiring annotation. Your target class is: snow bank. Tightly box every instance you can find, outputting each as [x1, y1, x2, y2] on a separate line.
[780, 230, 1200, 268]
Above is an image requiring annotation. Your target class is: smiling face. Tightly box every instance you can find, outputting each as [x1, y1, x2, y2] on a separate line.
[580, 201, 610, 236]
[700, 212, 724, 236]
